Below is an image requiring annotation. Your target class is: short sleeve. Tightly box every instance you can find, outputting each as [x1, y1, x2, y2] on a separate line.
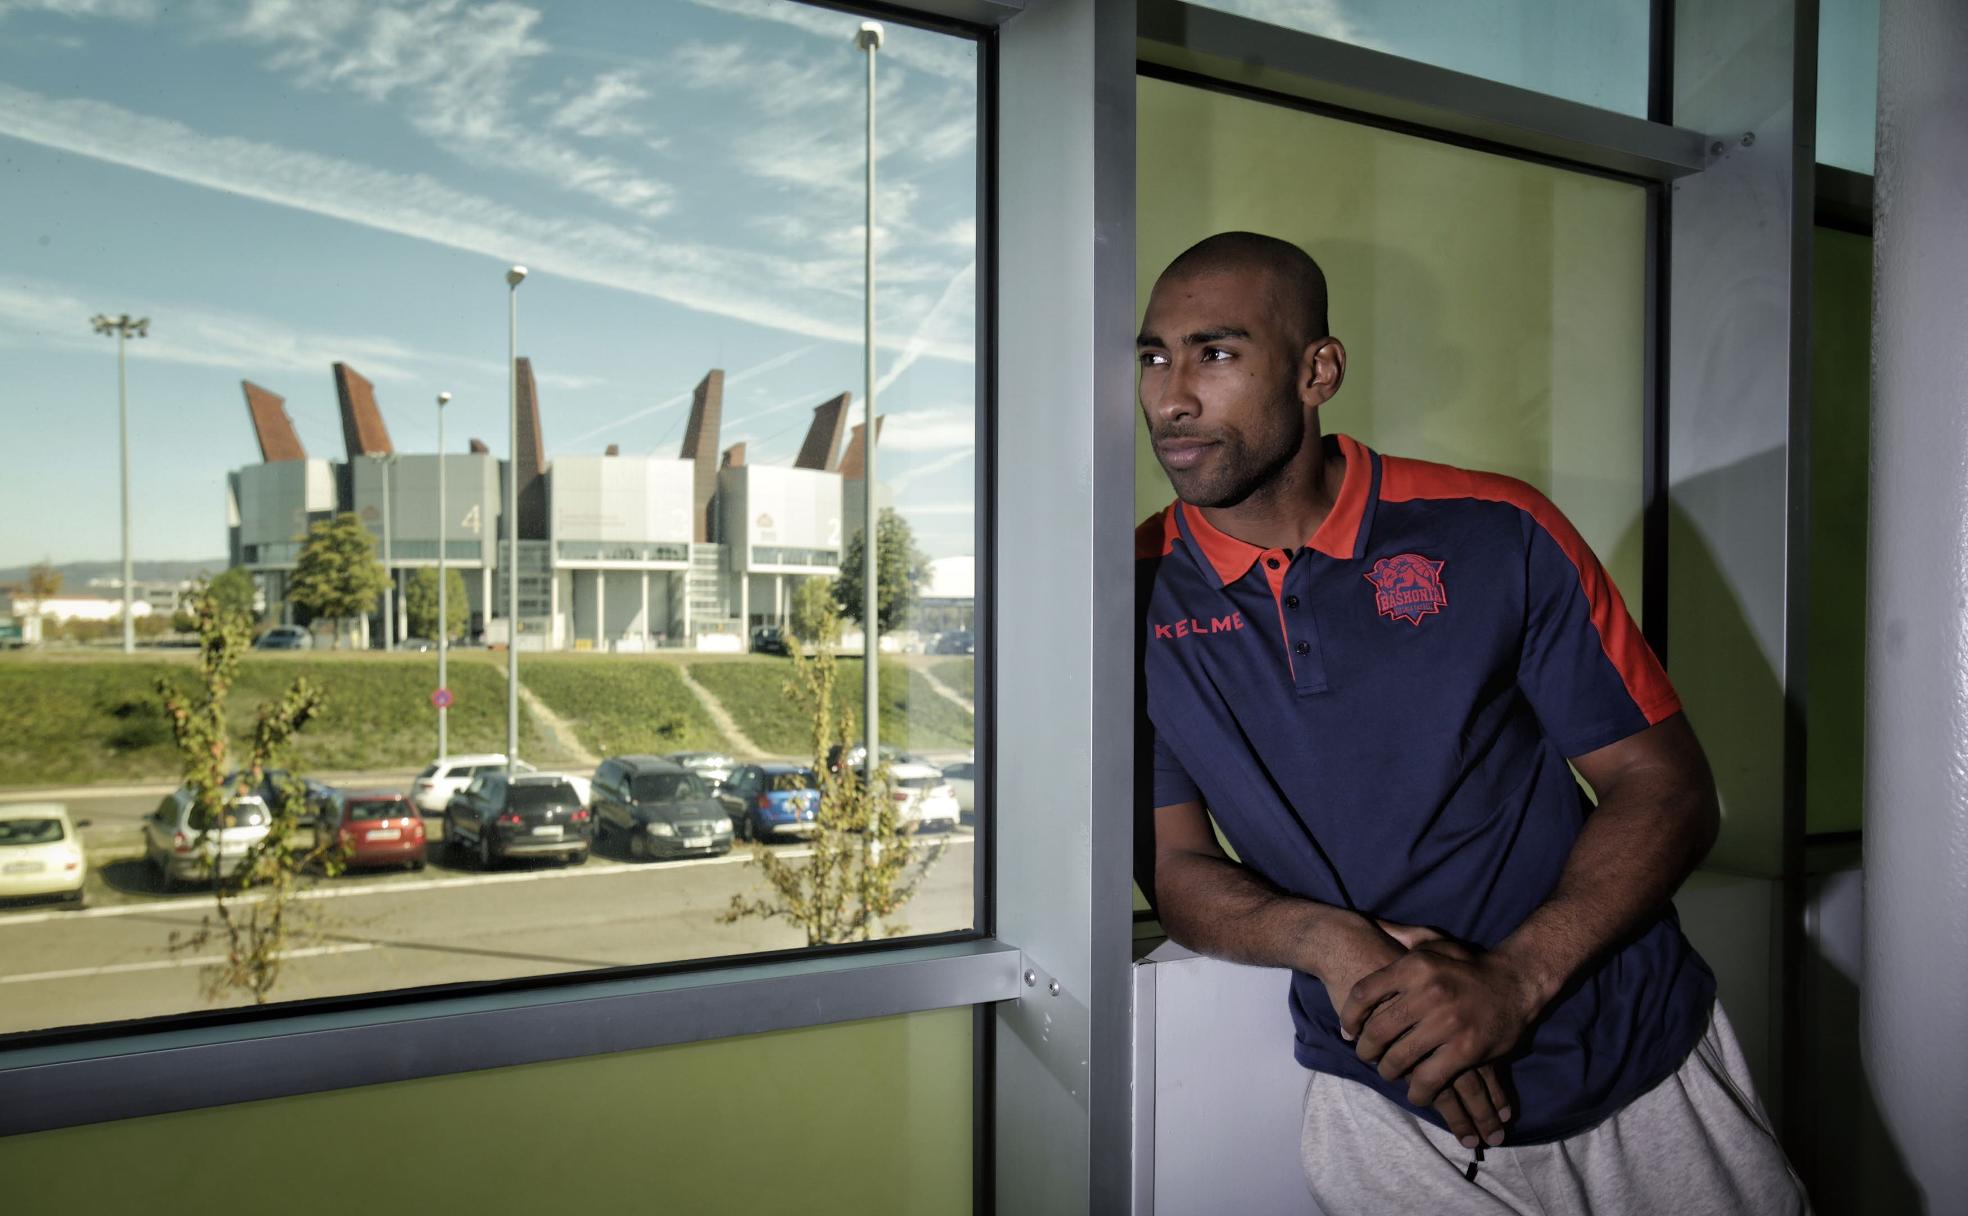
[1516, 497, 1681, 758]
[1151, 726, 1202, 808]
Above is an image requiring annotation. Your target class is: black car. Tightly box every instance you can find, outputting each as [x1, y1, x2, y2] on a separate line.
[442, 772, 591, 867]
[591, 756, 733, 861]
[932, 630, 974, 655]
[750, 625, 791, 656]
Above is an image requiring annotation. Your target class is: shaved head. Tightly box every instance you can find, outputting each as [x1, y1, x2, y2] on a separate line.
[1159, 231, 1330, 350]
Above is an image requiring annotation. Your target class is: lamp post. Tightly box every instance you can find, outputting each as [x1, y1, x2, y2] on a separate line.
[437, 390, 452, 761]
[91, 313, 148, 654]
[505, 266, 527, 775]
[376, 453, 397, 651]
[856, 21, 883, 791]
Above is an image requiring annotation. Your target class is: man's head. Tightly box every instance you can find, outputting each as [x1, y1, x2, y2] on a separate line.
[1137, 232, 1344, 508]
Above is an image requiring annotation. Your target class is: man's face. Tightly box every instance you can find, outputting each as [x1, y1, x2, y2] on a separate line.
[1137, 268, 1307, 509]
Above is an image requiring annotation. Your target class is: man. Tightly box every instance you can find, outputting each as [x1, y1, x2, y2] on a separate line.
[1135, 232, 1806, 1214]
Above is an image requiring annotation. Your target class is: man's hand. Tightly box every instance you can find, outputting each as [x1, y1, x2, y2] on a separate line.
[1339, 933, 1544, 1120]
[1317, 918, 1513, 1150]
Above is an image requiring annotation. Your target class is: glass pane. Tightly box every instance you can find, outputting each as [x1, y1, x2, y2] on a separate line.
[1186, 0, 1652, 116]
[0, 0, 978, 1036]
[1817, 0, 1879, 174]
[1136, 73, 1649, 902]
[1807, 228, 1872, 834]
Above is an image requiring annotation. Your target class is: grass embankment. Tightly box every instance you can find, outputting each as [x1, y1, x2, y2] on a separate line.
[519, 656, 729, 757]
[930, 658, 974, 702]
[685, 657, 974, 758]
[0, 652, 550, 787]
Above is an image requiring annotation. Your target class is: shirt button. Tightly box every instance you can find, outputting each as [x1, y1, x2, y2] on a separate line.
[1265, 557, 1281, 570]
[1286, 595, 1300, 609]
[1294, 640, 1310, 655]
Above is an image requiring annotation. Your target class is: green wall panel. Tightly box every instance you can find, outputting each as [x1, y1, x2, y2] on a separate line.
[1134, 75, 1649, 602]
[0, 1009, 971, 1216]
[1807, 227, 1873, 835]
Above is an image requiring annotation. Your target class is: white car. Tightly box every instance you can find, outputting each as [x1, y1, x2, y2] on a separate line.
[143, 787, 272, 890]
[888, 762, 961, 834]
[939, 761, 976, 818]
[411, 754, 536, 813]
[0, 803, 88, 907]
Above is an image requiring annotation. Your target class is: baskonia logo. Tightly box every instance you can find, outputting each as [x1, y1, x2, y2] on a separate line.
[1364, 554, 1448, 625]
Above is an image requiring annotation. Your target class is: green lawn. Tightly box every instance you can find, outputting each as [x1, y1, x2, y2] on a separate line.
[520, 655, 729, 757]
[929, 657, 974, 702]
[0, 652, 549, 787]
[686, 656, 974, 758]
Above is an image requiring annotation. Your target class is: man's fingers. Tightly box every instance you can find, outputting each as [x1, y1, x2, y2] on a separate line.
[1478, 1065, 1513, 1124]
[1431, 1089, 1479, 1149]
[1450, 1071, 1505, 1146]
[1375, 919, 1444, 950]
[1339, 965, 1404, 1039]
[1373, 1016, 1438, 1082]
[1351, 998, 1418, 1065]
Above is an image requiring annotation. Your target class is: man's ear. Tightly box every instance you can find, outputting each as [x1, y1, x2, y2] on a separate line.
[1301, 337, 1347, 409]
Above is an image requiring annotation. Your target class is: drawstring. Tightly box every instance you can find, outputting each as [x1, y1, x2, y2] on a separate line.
[1464, 1143, 1485, 1183]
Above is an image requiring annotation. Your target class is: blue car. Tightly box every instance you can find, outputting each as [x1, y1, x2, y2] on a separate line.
[717, 764, 822, 842]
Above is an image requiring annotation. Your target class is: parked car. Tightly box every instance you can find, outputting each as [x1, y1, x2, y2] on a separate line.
[0, 803, 88, 907]
[665, 751, 737, 788]
[320, 790, 427, 871]
[825, 742, 928, 775]
[223, 768, 335, 820]
[143, 787, 272, 890]
[412, 754, 536, 813]
[717, 763, 823, 841]
[749, 625, 790, 656]
[399, 637, 437, 653]
[932, 630, 975, 655]
[442, 772, 590, 867]
[591, 756, 733, 861]
[254, 625, 312, 650]
[887, 762, 961, 834]
[939, 761, 976, 818]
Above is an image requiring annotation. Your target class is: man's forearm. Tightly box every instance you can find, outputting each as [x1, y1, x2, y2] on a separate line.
[1496, 766, 1717, 1007]
[1156, 849, 1374, 980]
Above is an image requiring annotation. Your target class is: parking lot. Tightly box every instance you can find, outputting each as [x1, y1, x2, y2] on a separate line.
[0, 772, 976, 1036]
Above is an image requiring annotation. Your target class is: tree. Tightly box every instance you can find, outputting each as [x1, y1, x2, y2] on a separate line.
[157, 584, 334, 1005]
[26, 561, 60, 618]
[833, 508, 932, 635]
[206, 567, 258, 629]
[722, 592, 944, 944]
[288, 513, 388, 648]
[404, 567, 469, 642]
[789, 575, 842, 650]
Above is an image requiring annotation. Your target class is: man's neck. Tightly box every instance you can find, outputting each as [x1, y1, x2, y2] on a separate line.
[1196, 433, 1345, 553]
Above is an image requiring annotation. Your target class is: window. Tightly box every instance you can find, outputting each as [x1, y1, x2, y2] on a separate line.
[1817, 0, 1879, 174]
[1185, 0, 1655, 117]
[630, 773, 707, 802]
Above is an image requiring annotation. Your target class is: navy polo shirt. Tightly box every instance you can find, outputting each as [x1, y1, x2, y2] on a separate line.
[1138, 434, 1715, 1144]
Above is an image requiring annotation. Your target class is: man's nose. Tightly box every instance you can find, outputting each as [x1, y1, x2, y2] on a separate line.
[1148, 364, 1201, 423]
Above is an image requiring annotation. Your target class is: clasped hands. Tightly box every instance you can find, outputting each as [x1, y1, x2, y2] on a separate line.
[1325, 919, 1544, 1150]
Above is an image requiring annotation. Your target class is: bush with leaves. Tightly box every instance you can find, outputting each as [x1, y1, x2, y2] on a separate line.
[722, 596, 944, 944]
[157, 585, 337, 1005]
[834, 508, 932, 635]
[404, 567, 469, 641]
[289, 512, 389, 649]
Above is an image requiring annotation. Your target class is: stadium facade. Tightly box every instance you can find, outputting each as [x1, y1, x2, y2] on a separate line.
[226, 360, 898, 651]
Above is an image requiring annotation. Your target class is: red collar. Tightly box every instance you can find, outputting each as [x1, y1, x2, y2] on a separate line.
[1178, 434, 1372, 586]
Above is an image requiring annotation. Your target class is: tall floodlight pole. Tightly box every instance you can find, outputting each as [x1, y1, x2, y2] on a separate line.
[437, 390, 452, 761]
[379, 454, 396, 651]
[856, 21, 883, 791]
[505, 266, 527, 775]
[92, 313, 148, 654]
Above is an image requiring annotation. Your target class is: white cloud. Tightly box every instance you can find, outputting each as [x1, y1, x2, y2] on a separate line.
[543, 69, 651, 140]
[1201, 0, 1365, 43]
[0, 0, 157, 18]
[683, 0, 978, 84]
[886, 446, 973, 494]
[0, 84, 973, 362]
[879, 407, 974, 454]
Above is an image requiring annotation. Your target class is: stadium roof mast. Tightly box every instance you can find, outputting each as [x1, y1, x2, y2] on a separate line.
[91, 312, 149, 655]
[857, 20, 883, 793]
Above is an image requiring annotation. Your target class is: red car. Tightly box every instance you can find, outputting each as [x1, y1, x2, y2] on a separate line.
[323, 791, 427, 871]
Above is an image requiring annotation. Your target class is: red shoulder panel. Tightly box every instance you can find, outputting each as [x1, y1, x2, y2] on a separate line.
[1137, 503, 1180, 561]
[1381, 456, 1680, 726]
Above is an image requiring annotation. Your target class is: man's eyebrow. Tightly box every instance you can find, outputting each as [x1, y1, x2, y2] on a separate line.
[1136, 326, 1250, 348]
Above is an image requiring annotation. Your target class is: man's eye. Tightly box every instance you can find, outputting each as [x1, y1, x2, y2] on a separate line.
[1201, 346, 1231, 362]
[1139, 351, 1168, 368]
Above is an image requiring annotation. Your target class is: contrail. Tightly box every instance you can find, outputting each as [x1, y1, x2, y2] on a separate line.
[877, 259, 974, 395]
[560, 344, 816, 449]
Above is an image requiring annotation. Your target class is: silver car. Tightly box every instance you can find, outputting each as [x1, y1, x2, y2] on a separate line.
[143, 787, 272, 890]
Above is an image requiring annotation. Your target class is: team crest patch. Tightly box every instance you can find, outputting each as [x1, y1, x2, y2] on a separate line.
[1364, 553, 1447, 625]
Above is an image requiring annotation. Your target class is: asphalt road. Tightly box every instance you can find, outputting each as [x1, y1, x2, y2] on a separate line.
[0, 818, 977, 1036]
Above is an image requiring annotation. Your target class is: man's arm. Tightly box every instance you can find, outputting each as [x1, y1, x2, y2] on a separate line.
[1339, 713, 1719, 1106]
[1153, 799, 1513, 1146]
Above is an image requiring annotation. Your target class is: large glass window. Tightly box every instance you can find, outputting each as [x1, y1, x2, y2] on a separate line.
[1817, 0, 1879, 174]
[0, 0, 980, 1037]
[1185, 0, 1654, 117]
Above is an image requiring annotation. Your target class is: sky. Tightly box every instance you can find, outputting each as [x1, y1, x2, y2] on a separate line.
[0, 0, 980, 567]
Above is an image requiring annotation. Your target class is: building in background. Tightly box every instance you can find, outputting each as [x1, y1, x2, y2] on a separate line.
[221, 363, 955, 652]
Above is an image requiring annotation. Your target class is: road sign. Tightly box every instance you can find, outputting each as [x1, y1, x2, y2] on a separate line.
[431, 687, 453, 709]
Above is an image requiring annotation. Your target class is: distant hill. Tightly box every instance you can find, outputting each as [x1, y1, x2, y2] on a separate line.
[0, 558, 230, 590]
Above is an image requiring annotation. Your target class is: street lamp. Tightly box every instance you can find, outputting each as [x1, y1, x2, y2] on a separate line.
[437, 390, 452, 762]
[373, 453, 398, 651]
[856, 21, 883, 790]
[91, 312, 148, 654]
[505, 266, 527, 775]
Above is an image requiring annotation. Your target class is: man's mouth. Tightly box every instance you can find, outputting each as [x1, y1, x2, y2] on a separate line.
[1155, 437, 1217, 471]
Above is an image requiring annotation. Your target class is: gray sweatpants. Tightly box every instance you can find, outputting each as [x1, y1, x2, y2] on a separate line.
[1299, 1001, 1809, 1215]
